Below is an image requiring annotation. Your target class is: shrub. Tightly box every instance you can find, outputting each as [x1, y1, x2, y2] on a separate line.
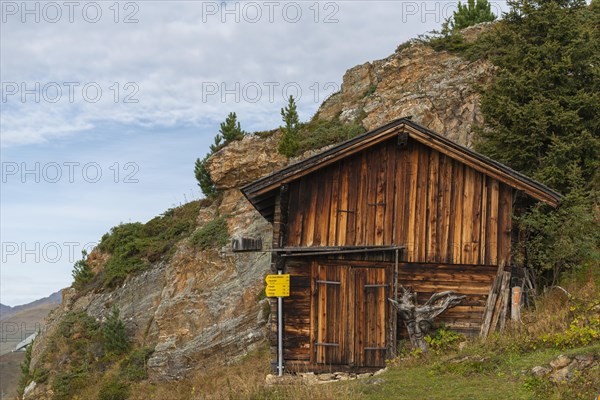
[103, 307, 129, 355]
[72, 250, 94, 291]
[98, 377, 130, 400]
[17, 343, 33, 397]
[424, 325, 464, 353]
[52, 370, 89, 400]
[120, 347, 153, 382]
[59, 311, 101, 340]
[189, 216, 230, 250]
[97, 201, 203, 287]
[296, 118, 365, 155]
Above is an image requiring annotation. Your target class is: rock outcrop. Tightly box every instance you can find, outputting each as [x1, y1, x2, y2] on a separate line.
[315, 24, 495, 147]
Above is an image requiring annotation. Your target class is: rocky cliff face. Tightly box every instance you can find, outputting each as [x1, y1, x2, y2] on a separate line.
[316, 24, 494, 147]
[26, 25, 494, 399]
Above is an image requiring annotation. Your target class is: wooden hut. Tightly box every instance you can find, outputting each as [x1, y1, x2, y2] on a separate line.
[241, 118, 560, 371]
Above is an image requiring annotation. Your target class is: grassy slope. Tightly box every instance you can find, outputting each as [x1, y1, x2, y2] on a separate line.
[119, 340, 598, 400]
[0, 352, 26, 399]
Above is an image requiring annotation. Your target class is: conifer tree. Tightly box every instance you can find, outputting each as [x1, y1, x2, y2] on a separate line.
[219, 112, 246, 143]
[278, 95, 300, 157]
[449, 0, 496, 31]
[195, 112, 246, 197]
[474, 0, 600, 287]
[102, 306, 129, 355]
[72, 250, 94, 291]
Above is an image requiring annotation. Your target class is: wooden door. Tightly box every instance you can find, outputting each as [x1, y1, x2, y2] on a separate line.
[312, 263, 388, 367]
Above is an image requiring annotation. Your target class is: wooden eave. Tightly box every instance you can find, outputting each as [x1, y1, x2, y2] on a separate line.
[242, 118, 561, 221]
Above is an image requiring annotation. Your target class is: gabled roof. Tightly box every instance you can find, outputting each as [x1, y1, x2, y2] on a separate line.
[242, 118, 561, 221]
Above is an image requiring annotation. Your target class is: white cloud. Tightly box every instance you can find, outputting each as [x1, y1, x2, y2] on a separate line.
[1, 1, 456, 146]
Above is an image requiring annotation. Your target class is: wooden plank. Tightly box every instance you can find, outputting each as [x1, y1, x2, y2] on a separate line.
[374, 145, 387, 246]
[479, 176, 488, 265]
[354, 268, 365, 367]
[480, 263, 504, 337]
[366, 147, 379, 245]
[487, 179, 499, 265]
[347, 263, 356, 366]
[461, 167, 475, 265]
[286, 182, 301, 247]
[355, 152, 369, 246]
[314, 168, 332, 246]
[498, 185, 513, 267]
[437, 154, 452, 263]
[490, 272, 510, 332]
[499, 286, 510, 332]
[415, 145, 429, 261]
[327, 164, 341, 246]
[393, 145, 408, 245]
[426, 149, 439, 262]
[345, 156, 359, 245]
[406, 141, 419, 262]
[336, 161, 349, 246]
[450, 161, 464, 264]
[302, 176, 318, 246]
[385, 142, 396, 244]
[471, 171, 483, 264]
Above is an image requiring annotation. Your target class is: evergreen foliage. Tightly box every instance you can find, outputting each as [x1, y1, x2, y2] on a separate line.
[194, 154, 216, 198]
[17, 343, 33, 397]
[195, 113, 246, 197]
[102, 306, 129, 355]
[97, 201, 203, 288]
[189, 216, 230, 250]
[472, 0, 600, 287]
[219, 111, 246, 142]
[278, 95, 301, 157]
[72, 250, 94, 291]
[450, 0, 496, 31]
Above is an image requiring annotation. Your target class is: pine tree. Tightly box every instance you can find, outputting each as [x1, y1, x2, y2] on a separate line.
[72, 250, 94, 291]
[103, 306, 129, 355]
[449, 0, 496, 31]
[278, 95, 300, 157]
[219, 112, 246, 143]
[195, 113, 246, 197]
[473, 0, 600, 286]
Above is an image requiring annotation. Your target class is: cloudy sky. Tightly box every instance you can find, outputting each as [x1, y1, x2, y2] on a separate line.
[0, 0, 508, 306]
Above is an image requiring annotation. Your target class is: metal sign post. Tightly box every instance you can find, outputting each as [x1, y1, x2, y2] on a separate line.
[277, 270, 284, 377]
[265, 272, 290, 377]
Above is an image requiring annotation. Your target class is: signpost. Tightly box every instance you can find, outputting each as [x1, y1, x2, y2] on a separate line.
[265, 272, 290, 376]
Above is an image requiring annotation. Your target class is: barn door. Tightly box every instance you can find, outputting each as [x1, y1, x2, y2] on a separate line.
[355, 267, 388, 367]
[314, 264, 348, 364]
[313, 264, 388, 368]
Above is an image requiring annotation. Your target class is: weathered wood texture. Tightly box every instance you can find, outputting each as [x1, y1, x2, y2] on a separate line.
[277, 260, 390, 368]
[285, 138, 513, 267]
[278, 259, 497, 367]
[396, 263, 497, 337]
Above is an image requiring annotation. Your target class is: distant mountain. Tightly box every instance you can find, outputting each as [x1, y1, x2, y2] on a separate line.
[0, 290, 62, 321]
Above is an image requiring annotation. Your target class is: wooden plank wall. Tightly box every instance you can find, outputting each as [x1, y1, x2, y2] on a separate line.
[285, 138, 513, 267]
[396, 263, 498, 336]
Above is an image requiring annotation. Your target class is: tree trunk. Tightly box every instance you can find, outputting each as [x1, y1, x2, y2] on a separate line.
[389, 286, 465, 352]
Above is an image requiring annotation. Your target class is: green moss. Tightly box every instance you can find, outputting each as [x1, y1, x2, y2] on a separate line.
[189, 216, 230, 250]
